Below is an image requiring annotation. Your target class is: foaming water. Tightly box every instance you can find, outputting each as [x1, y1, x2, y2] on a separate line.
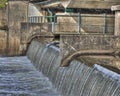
[0, 56, 60, 96]
[94, 64, 120, 83]
[27, 40, 120, 96]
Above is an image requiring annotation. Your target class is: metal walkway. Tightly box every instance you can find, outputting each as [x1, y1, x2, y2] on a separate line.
[0, 56, 60, 96]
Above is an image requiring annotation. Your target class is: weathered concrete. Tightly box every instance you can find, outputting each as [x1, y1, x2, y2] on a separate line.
[0, 1, 28, 56]
[66, 0, 120, 9]
[0, 31, 21, 56]
[20, 23, 53, 43]
[111, 5, 120, 36]
[36, 0, 120, 9]
[60, 35, 120, 70]
[0, 8, 6, 29]
[0, 56, 60, 96]
[7, 1, 28, 56]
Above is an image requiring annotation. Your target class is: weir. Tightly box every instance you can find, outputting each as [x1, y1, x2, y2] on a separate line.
[0, 0, 120, 95]
[27, 40, 120, 96]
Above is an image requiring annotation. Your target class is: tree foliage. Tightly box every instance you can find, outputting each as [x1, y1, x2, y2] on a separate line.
[0, 0, 6, 8]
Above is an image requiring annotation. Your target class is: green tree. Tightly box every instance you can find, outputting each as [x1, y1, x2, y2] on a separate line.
[0, 0, 6, 8]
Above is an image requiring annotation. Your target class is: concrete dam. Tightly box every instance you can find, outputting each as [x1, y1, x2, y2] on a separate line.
[0, 0, 120, 96]
[0, 40, 119, 96]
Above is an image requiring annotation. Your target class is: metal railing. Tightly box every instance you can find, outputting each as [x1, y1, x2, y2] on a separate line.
[28, 16, 48, 23]
[28, 14, 115, 34]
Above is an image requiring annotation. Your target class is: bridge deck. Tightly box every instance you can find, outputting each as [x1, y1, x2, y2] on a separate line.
[0, 56, 60, 96]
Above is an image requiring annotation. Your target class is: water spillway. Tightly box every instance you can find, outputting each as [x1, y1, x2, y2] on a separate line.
[27, 40, 120, 96]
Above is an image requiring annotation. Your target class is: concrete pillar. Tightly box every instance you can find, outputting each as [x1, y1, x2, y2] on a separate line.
[111, 5, 120, 36]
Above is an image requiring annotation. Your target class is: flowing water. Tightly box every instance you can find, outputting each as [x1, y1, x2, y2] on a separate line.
[0, 56, 60, 96]
[27, 40, 120, 96]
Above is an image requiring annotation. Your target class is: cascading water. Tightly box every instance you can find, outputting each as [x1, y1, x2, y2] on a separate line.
[27, 40, 120, 96]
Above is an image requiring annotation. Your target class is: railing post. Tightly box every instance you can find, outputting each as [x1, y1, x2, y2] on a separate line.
[31, 17, 32, 23]
[33, 17, 34, 23]
[103, 13, 107, 34]
[52, 15, 55, 33]
[35, 17, 36, 23]
[41, 16, 42, 23]
[38, 16, 40, 23]
[78, 13, 81, 34]
[44, 16, 45, 23]
[36, 16, 38, 23]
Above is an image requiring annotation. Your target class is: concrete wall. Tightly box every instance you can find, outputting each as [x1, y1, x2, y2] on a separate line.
[111, 5, 120, 36]
[6, 1, 28, 56]
[20, 22, 53, 44]
[0, 31, 20, 56]
[0, 9, 7, 56]
[115, 12, 120, 36]
[60, 35, 120, 70]
[0, 8, 6, 29]
[0, 1, 28, 56]
[0, 30, 6, 56]
[67, 0, 120, 9]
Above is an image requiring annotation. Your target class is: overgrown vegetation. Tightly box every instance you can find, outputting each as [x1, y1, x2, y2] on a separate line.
[0, 0, 6, 8]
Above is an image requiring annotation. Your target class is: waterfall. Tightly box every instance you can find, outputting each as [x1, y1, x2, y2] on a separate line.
[27, 40, 120, 96]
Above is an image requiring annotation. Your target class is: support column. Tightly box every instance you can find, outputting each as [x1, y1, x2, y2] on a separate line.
[111, 5, 120, 36]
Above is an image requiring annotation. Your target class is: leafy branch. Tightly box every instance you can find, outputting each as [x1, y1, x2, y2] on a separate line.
[0, 0, 7, 8]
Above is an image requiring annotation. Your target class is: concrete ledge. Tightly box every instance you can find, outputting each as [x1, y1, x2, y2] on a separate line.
[68, 1, 120, 9]
[111, 5, 120, 11]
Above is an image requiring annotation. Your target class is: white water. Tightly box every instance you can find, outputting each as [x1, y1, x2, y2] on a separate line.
[94, 64, 120, 83]
[0, 56, 60, 96]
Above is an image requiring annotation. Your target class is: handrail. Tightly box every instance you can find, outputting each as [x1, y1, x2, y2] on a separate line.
[28, 14, 115, 34]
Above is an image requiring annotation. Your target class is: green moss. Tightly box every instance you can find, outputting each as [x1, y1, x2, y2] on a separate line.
[0, 0, 6, 8]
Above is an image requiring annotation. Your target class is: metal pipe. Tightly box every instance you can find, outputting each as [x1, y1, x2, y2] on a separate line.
[103, 13, 107, 34]
[78, 13, 81, 34]
[47, 8, 55, 33]
[47, 8, 53, 22]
